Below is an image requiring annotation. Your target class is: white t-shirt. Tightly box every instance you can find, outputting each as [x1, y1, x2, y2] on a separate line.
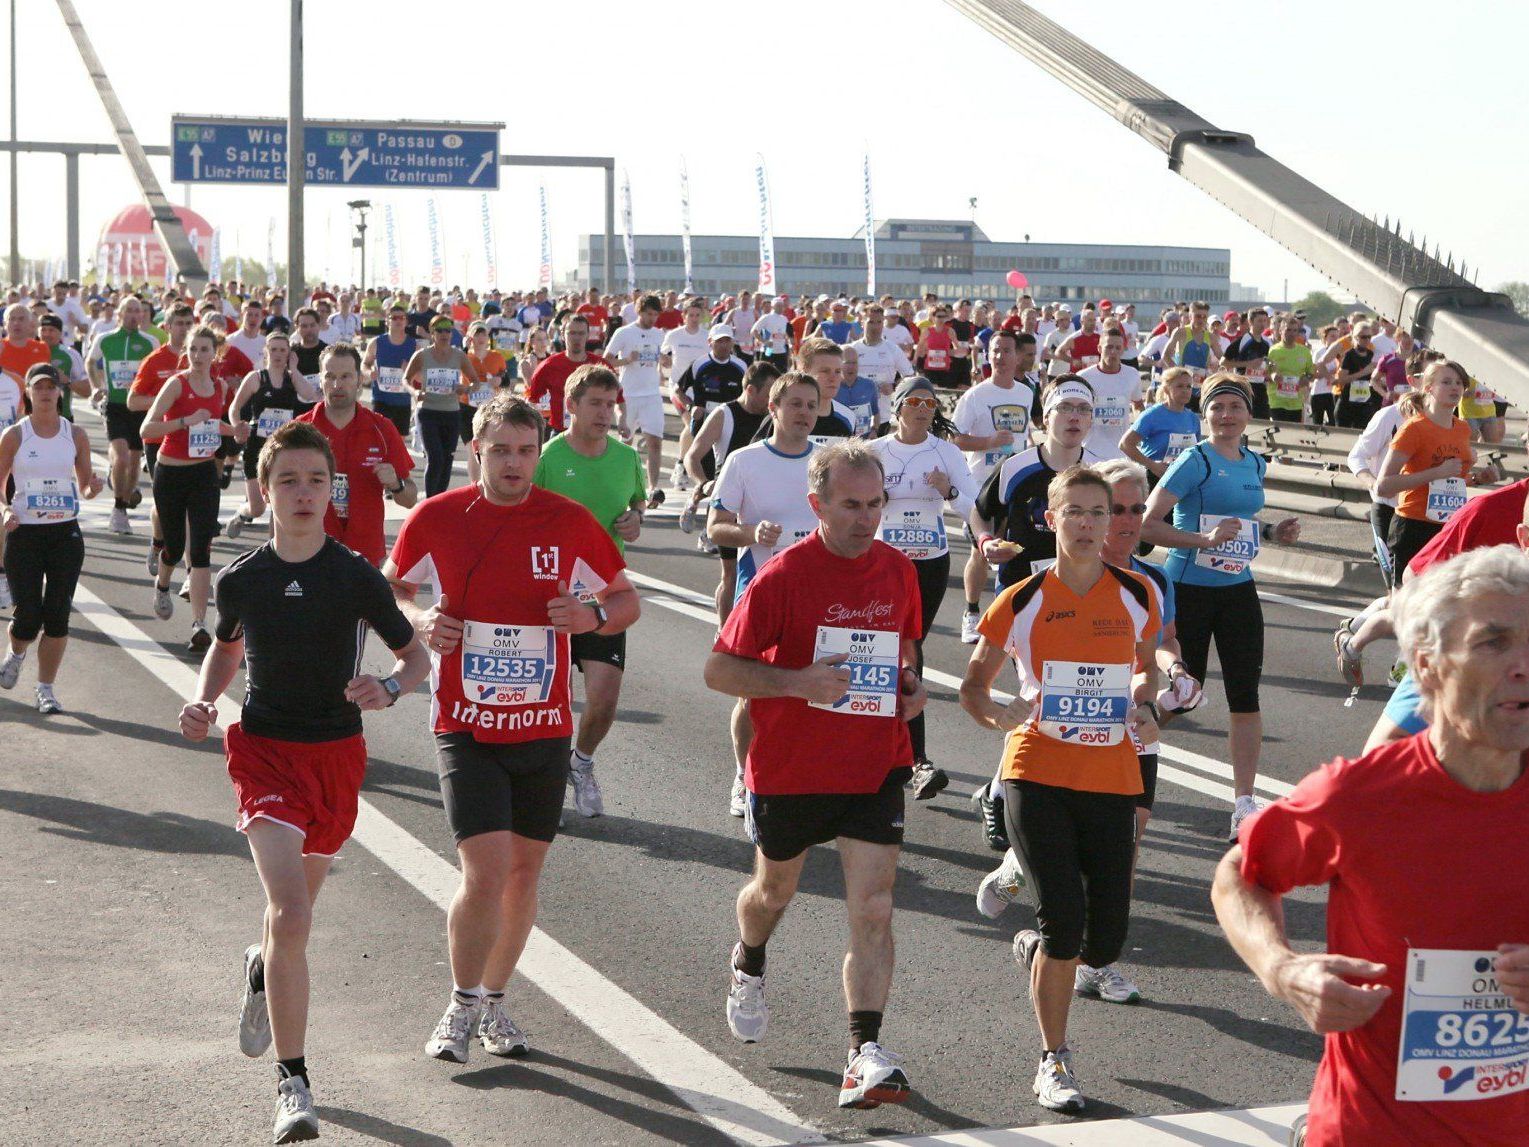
[1370, 332, 1397, 360]
[0, 375, 22, 430]
[850, 337, 916, 423]
[45, 296, 88, 332]
[485, 314, 523, 356]
[620, 301, 639, 325]
[869, 434, 978, 559]
[711, 440, 818, 597]
[324, 314, 362, 344]
[227, 329, 268, 369]
[1140, 332, 1170, 369]
[662, 326, 710, 393]
[884, 322, 916, 358]
[1120, 320, 1139, 355]
[727, 308, 759, 353]
[1077, 364, 1144, 460]
[751, 312, 791, 357]
[604, 323, 665, 398]
[53, 345, 87, 384]
[1044, 326, 1074, 377]
[952, 378, 1037, 486]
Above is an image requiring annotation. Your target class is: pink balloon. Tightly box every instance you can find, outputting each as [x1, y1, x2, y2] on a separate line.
[1006, 270, 1028, 290]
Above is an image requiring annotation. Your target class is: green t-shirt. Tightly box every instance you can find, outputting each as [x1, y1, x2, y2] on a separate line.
[532, 433, 646, 552]
[1266, 342, 1314, 411]
[92, 327, 160, 403]
[49, 345, 76, 420]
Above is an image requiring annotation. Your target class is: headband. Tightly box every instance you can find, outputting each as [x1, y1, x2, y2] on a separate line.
[1043, 380, 1094, 415]
[1202, 380, 1251, 411]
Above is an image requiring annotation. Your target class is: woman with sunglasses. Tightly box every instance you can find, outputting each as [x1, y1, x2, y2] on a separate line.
[226, 332, 319, 539]
[1329, 322, 1380, 429]
[870, 376, 977, 801]
[362, 306, 416, 438]
[404, 318, 481, 498]
[0, 363, 103, 712]
[1142, 374, 1300, 843]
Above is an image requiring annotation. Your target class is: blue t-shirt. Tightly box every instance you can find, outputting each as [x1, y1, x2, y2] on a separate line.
[815, 320, 861, 345]
[1129, 555, 1176, 644]
[837, 375, 880, 436]
[1132, 403, 1201, 462]
[1160, 442, 1267, 586]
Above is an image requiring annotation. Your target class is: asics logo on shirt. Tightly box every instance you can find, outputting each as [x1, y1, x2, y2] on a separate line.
[1043, 610, 1077, 622]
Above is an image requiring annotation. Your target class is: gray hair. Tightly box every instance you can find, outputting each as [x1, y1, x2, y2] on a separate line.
[1092, 457, 1148, 493]
[808, 440, 885, 500]
[1393, 545, 1529, 717]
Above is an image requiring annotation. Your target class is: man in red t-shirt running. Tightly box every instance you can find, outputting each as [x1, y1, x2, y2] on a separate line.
[384, 393, 639, 1066]
[524, 314, 610, 434]
[705, 440, 928, 1111]
[1215, 545, 1529, 1147]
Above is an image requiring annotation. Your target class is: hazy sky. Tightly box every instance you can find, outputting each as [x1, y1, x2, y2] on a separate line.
[4, 0, 1522, 301]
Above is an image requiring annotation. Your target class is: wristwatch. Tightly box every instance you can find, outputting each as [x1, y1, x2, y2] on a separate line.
[945, 485, 958, 500]
[390, 477, 407, 495]
[380, 676, 402, 706]
[588, 601, 609, 633]
[1141, 700, 1161, 723]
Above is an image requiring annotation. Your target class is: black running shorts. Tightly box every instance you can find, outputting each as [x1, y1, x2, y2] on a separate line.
[434, 733, 570, 844]
[745, 766, 912, 862]
[570, 629, 626, 672]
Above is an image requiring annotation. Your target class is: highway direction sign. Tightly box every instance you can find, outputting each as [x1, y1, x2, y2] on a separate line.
[170, 117, 502, 189]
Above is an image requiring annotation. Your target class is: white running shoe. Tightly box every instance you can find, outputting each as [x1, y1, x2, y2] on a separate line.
[960, 611, 981, 644]
[1229, 794, 1265, 843]
[226, 512, 250, 540]
[679, 500, 699, 534]
[0, 581, 12, 611]
[478, 998, 530, 1057]
[0, 652, 22, 690]
[425, 992, 484, 1063]
[725, 943, 769, 1043]
[1033, 1049, 1085, 1113]
[839, 1041, 911, 1109]
[273, 1067, 319, 1143]
[239, 944, 271, 1058]
[146, 543, 161, 576]
[1013, 928, 1042, 978]
[178, 580, 192, 602]
[728, 773, 747, 818]
[976, 849, 1026, 918]
[672, 468, 691, 492]
[152, 585, 174, 620]
[109, 507, 132, 535]
[569, 753, 604, 817]
[1074, 962, 1141, 1004]
[35, 684, 62, 715]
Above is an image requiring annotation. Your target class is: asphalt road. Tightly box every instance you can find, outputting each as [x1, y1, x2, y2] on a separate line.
[1, 407, 1399, 1146]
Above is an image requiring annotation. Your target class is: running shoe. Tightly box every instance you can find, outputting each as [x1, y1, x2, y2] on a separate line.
[976, 850, 1026, 918]
[839, 1041, 911, 1109]
[646, 489, 666, 510]
[179, 580, 193, 602]
[698, 535, 719, 555]
[725, 943, 769, 1043]
[189, 620, 212, 653]
[109, 507, 132, 535]
[0, 581, 11, 611]
[127, 487, 143, 510]
[728, 772, 747, 818]
[478, 999, 530, 1057]
[672, 468, 691, 492]
[678, 500, 699, 534]
[1332, 618, 1363, 688]
[0, 652, 22, 690]
[1229, 794, 1265, 843]
[35, 685, 62, 715]
[1013, 928, 1042, 977]
[910, 760, 948, 801]
[1033, 1049, 1084, 1113]
[226, 512, 251, 540]
[959, 611, 981, 645]
[569, 753, 604, 817]
[1074, 962, 1141, 1004]
[146, 542, 161, 576]
[152, 584, 174, 620]
[239, 944, 271, 1058]
[971, 784, 1009, 853]
[425, 992, 484, 1063]
[273, 1065, 319, 1143]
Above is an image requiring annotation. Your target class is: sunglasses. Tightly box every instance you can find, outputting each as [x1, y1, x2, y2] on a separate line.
[900, 396, 939, 409]
[1112, 503, 1148, 516]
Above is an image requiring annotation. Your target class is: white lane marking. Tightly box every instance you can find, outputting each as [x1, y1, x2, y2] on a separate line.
[860, 1102, 1306, 1145]
[626, 568, 1298, 804]
[69, 584, 825, 1147]
[1255, 589, 1355, 619]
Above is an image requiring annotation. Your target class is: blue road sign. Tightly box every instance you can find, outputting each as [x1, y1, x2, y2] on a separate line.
[170, 117, 502, 190]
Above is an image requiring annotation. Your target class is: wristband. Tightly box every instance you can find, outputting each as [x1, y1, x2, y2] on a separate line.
[1260, 521, 1274, 543]
[978, 533, 995, 549]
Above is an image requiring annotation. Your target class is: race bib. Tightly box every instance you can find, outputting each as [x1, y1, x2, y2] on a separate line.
[810, 626, 900, 718]
[925, 347, 949, 371]
[375, 366, 406, 394]
[1427, 476, 1467, 524]
[848, 403, 876, 437]
[303, 372, 322, 393]
[468, 385, 495, 407]
[1397, 948, 1529, 1103]
[880, 506, 947, 559]
[109, 362, 136, 390]
[256, 407, 293, 438]
[493, 330, 518, 352]
[331, 471, 350, 519]
[1195, 515, 1259, 575]
[1094, 400, 1128, 430]
[425, 367, 459, 396]
[460, 621, 558, 707]
[1164, 432, 1197, 462]
[1275, 373, 1301, 397]
[638, 342, 660, 367]
[771, 526, 814, 554]
[769, 330, 788, 353]
[1037, 660, 1130, 746]
[1349, 380, 1372, 401]
[1076, 355, 1101, 369]
[186, 419, 221, 459]
[1245, 361, 1267, 383]
[21, 476, 77, 521]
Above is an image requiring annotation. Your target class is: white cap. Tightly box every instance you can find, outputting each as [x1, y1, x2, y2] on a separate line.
[708, 323, 735, 342]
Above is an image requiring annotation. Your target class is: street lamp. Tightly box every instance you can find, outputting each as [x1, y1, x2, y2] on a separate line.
[347, 199, 370, 288]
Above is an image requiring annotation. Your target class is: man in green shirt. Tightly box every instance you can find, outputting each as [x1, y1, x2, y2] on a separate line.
[37, 313, 89, 421]
[531, 364, 645, 820]
[1266, 315, 1315, 424]
[86, 296, 160, 532]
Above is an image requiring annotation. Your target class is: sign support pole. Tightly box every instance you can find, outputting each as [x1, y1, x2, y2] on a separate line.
[286, 0, 304, 302]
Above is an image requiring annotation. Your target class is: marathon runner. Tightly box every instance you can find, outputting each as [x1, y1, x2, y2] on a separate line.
[604, 294, 669, 505]
[288, 309, 328, 398]
[295, 343, 418, 566]
[177, 419, 429, 1145]
[706, 440, 925, 1110]
[869, 376, 976, 800]
[225, 298, 269, 382]
[524, 313, 606, 436]
[835, 346, 881, 439]
[360, 304, 416, 439]
[751, 337, 855, 448]
[725, 291, 759, 361]
[1119, 367, 1200, 489]
[1221, 308, 1272, 419]
[405, 317, 480, 498]
[36, 313, 89, 420]
[1053, 307, 1102, 374]
[225, 332, 319, 540]
[1163, 302, 1220, 406]
[0, 304, 50, 606]
[1077, 328, 1143, 461]
[959, 464, 1160, 1115]
[750, 295, 793, 371]
[532, 364, 647, 819]
[1327, 322, 1379, 429]
[1214, 544, 1529, 1147]
[575, 287, 608, 354]
[849, 303, 916, 433]
[661, 299, 711, 487]
[1265, 315, 1313, 424]
[128, 303, 195, 577]
[463, 323, 509, 485]
[384, 393, 638, 1069]
[1141, 374, 1300, 841]
[916, 303, 961, 389]
[0, 363, 102, 713]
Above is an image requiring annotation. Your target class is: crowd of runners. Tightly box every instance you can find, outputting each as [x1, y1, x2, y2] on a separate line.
[3, 273, 1527, 1146]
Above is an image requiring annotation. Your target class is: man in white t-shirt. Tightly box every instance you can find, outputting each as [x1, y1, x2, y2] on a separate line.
[1077, 329, 1144, 460]
[1042, 305, 1074, 377]
[607, 293, 668, 500]
[726, 291, 759, 359]
[324, 292, 363, 344]
[44, 280, 90, 338]
[849, 304, 916, 430]
[662, 299, 713, 488]
[750, 296, 792, 368]
[226, 299, 269, 369]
